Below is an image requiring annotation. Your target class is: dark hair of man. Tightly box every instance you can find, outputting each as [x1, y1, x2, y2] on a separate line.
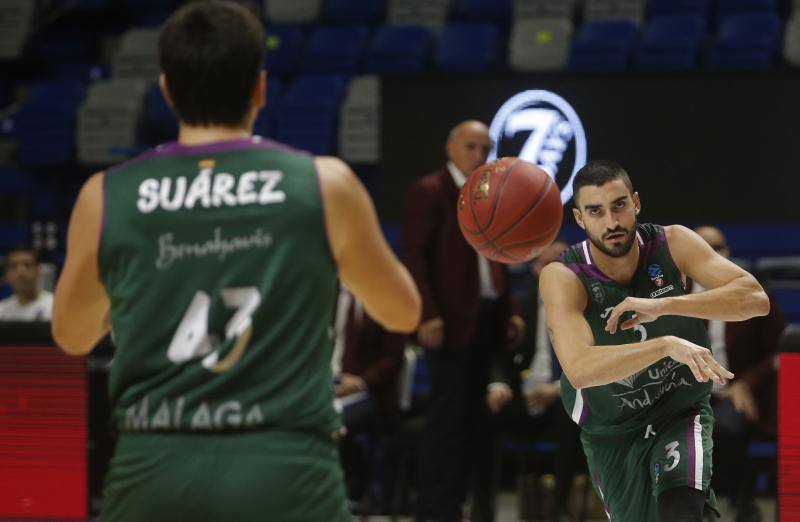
[572, 160, 634, 206]
[158, 1, 265, 127]
[4, 245, 39, 264]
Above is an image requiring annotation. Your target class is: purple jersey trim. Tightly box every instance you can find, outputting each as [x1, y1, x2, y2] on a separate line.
[312, 158, 335, 265]
[563, 262, 616, 284]
[107, 136, 307, 172]
[578, 390, 589, 425]
[686, 415, 697, 489]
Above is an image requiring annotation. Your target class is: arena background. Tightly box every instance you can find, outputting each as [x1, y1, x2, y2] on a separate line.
[0, 0, 799, 520]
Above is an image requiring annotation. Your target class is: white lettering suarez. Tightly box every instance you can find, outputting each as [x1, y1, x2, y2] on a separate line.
[137, 167, 286, 214]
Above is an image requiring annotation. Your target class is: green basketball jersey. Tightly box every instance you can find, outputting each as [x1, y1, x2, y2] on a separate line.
[99, 137, 340, 437]
[559, 223, 712, 436]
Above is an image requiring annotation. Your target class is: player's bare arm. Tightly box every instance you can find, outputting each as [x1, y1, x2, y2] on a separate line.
[541, 262, 732, 389]
[52, 172, 111, 355]
[317, 156, 422, 333]
[605, 225, 769, 333]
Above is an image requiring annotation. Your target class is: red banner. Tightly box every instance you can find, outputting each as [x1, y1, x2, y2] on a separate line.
[780, 353, 800, 522]
[0, 346, 87, 519]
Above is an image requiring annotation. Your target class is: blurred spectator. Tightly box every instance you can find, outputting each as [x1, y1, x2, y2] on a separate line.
[0, 245, 52, 321]
[693, 226, 784, 522]
[400, 120, 523, 522]
[486, 238, 584, 522]
[332, 286, 406, 511]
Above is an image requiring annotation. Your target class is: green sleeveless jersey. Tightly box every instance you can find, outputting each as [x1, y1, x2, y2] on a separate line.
[559, 223, 711, 436]
[99, 137, 340, 436]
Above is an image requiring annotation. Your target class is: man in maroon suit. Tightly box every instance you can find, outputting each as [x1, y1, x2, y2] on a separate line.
[400, 120, 523, 522]
[694, 226, 785, 522]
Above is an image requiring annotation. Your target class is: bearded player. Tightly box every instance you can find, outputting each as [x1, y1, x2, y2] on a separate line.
[540, 160, 769, 521]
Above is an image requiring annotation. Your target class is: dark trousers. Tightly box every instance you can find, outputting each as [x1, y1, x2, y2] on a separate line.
[481, 396, 584, 521]
[416, 304, 498, 522]
[711, 396, 756, 509]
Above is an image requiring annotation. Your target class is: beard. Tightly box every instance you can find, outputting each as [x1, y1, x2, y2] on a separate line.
[587, 221, 637, 258]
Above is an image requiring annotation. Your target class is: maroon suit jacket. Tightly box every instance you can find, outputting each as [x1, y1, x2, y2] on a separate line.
[341, 303, 406, 418]
[399, 167, 511, 350]
[689, 281, 785, 436]
[723, 291, 785, 436]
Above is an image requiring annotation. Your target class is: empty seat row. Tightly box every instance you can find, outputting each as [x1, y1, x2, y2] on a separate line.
[261, 0, 781, 25]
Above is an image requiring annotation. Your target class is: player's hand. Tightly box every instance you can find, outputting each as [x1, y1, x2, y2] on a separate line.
[418, 317, 444, 349]
[664, 336, 734, 386]
[486, 384, 513, 413]
[335, 373, 367, 398]
[720, 381, 758, 421]
[525, 382, 560, 410]
[605, 296, 667, 334]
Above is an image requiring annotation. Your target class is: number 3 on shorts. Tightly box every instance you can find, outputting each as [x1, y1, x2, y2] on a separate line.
[664, 441, 680, 472]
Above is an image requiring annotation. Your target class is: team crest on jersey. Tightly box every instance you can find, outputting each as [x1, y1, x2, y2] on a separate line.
[590, 282, 605, 303]
[614, 369, 647, 389]
[648, 264, 665, 287]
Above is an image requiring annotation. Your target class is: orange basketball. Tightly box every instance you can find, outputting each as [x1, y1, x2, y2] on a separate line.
[457, 157, 563, 264]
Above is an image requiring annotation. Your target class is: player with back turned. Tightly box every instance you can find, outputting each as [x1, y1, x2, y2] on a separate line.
[50, 3, 421, 521]
[539, 160, 769, 521]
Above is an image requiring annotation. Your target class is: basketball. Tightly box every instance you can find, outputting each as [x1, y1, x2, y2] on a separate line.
[457, 157, 563, 264]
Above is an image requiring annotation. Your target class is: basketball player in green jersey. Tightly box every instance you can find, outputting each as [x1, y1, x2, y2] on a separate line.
[50, 3, 421, 521]
[539, 160, 769, 521]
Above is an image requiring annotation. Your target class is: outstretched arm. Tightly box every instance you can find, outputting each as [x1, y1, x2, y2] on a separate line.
[317, 156, 421, 333]
[541, 262, 731, 389]
[605, 225, 769, 334]
[52, 172, 111, 355]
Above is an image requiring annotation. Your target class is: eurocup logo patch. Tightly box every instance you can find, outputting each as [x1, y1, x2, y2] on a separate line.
[648, 264, 665, 287]
[488, 90, 587, 204]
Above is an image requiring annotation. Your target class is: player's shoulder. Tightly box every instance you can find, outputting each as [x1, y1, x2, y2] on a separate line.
[539, 262, 587, 307]
[540, 260, 582, 288]
[315, 156, 358, 190]
[662, 224, 692, 241]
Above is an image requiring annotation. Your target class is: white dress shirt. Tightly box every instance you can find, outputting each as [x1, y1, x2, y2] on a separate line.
[447, 161, 498, 300]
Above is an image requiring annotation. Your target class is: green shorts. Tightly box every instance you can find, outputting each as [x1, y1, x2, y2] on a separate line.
[102, 429, 350, 522]
[581, 404, 719, 521]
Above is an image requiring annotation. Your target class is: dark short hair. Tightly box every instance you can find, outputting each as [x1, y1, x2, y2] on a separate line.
[159, 1, 265, 127]
[572, 160, 634, 206]
[4, 245, 39, 264]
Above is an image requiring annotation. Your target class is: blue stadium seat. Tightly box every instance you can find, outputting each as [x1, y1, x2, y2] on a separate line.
[253, 77, 284, 139]
[635, 15, 705, 70]
[304, 25, 370, 74]
[648, 0, 709, 17]
[569, 20, 639, 71]
[265, 26, 307, 76]
[436, 23, 501, 72]
[774, 287, 800, 324]
[722, 225, 800, 258]
[716, 0, 777, 14]
[0, 168, 29, 193]
[323, 0, 385, 22]
[0, 223, 31, 252]
[13, 81, 87, 165]
[452, 0, 512, 22]
[709, 13, 782, 69]
[143, 84, 178, 146]
[277, 75, 349, 154]
[364, 25, 433, 73]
